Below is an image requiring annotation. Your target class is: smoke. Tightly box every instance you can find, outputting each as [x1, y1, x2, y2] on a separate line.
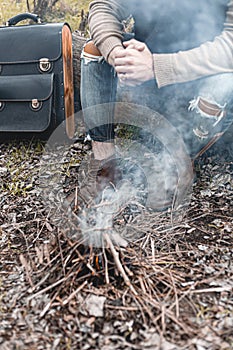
[38, 103, 193, 248]
[123, 0, 227, 52]
[75, 148, 182, 248]
[77, 178, 141, 247]
[74, 109, 192, 248]
[38, 1, 232, 246]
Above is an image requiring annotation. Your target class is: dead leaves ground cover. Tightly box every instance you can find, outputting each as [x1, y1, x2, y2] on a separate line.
[0, 138, 232, 350]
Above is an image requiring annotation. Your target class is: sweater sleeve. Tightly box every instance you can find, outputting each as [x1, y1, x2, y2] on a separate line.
[88, 0, 129, 60]
[153, 1, 233, 88]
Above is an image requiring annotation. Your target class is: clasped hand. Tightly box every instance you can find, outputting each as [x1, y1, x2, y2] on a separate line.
[109, 39, 154, 86]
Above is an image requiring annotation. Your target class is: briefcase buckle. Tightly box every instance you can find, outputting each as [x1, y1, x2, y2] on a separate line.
[0, 101, 5, 111]
[39, 58, 51, 72]
[31, 99, 42, 110]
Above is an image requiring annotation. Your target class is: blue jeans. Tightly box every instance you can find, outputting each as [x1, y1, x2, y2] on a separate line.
[80, 45, 233, 157]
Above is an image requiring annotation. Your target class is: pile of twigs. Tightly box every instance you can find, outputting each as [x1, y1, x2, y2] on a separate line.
[0, 139, 232, 349]
[20, 198, 233, 347]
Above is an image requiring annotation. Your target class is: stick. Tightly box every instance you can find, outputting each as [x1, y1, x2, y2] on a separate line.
[27, 271, 77, 301]
[19, 254, 34, 289]
[62, 281, 88, 306]
[188, 286, 232, 294]
[103, 233, 138, 296]
[102, 247, 110, 284]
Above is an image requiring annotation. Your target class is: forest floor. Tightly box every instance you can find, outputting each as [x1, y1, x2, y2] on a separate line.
[0, 133, 232, 350]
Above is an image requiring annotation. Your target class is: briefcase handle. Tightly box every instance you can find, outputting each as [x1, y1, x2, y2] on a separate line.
[6, 13, 41, 26]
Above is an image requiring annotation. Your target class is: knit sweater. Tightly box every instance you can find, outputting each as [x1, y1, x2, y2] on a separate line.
[88, 0, 233, 88]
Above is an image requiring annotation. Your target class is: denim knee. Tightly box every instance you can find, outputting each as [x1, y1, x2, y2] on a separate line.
[188, 74, 233, 134]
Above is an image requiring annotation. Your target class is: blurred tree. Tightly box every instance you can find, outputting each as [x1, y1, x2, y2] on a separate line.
[78, 9, 89, 35]
[26, 0, 59, 19]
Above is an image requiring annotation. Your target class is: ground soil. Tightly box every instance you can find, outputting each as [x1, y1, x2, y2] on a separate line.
[0, 136, 232, 350]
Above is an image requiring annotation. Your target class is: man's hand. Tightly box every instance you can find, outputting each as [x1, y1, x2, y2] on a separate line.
[114, 39, 154, 86]
[123, 39, 146, 52]
[108, 45, 125, 67]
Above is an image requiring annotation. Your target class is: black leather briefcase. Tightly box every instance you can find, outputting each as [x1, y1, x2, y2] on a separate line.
[0, 13, 75, 140]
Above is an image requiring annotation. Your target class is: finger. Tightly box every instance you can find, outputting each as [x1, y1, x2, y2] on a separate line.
[115, 48, 141, 60]
[123, 40, 145, 51]
[123, 38, 139, 47]
[117, 71, 131, 80]
[115, 65, 134, 75]
[118, 74, 128, 85]
[123, 44, 145, 53]
[118, 72, 140, 85]
[116, 70, 130, 79]
[114, 50, 129, 59]
[122, 39, 134, 46]
[114, 57, 132, 66]
[135, 44, 146, 51]
[123, 43, 135, 50]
